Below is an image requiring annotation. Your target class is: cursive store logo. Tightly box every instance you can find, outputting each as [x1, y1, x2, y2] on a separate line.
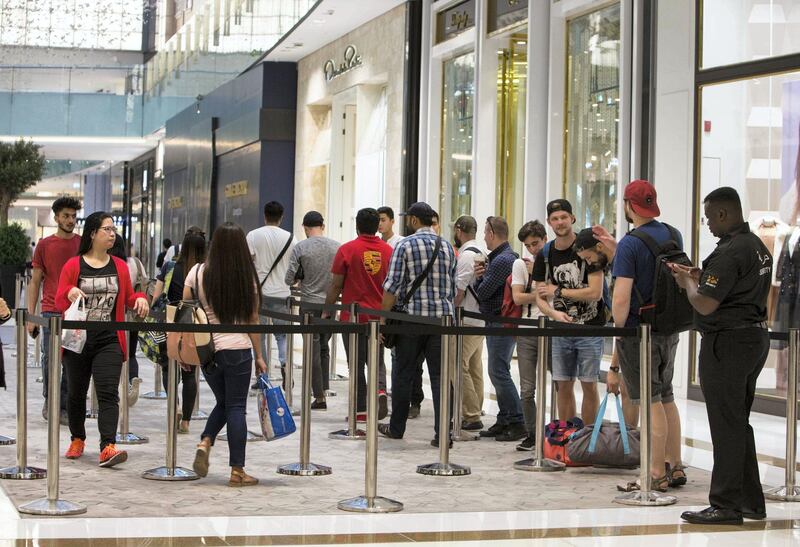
[323, 45, 363, 82]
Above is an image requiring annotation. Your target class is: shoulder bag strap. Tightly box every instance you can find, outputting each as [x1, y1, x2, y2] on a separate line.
[401, 236, 441, 306]
[463, 247, 482, 301]
[260, 234, 293, 290]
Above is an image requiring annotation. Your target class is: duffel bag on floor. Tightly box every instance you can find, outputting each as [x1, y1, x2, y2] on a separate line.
[567, 393, 640, 467]
[543, 417, 589, 467]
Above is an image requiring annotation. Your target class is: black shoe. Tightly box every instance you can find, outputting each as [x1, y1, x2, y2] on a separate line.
[408, 404, 421, 419]
[310, 400, 327, 410]
[250, 382, 259, 390]
[479, 422, 506, 438]
[496, 423, 527, 442]
[378, 392, 388, 420]
[377, 423, 402, 439]
[516, 435, 535, 451]
[680, 507, 743, 525]
[431, 437, 453, 448]
[462, 420, 483, 431]
[742, 509, 766, 520]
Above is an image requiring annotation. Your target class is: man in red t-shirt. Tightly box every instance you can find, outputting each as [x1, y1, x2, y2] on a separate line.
[28, 197, 82, 423]
[325, 208, 393, 420]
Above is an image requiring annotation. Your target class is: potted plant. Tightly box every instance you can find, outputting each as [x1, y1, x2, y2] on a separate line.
[0, 222, 30, 308]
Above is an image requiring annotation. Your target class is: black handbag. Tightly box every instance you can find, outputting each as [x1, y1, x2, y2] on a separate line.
[383, 236, 441, 349]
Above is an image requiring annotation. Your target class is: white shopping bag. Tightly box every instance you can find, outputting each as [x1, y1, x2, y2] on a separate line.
[61, 297, 87, 354]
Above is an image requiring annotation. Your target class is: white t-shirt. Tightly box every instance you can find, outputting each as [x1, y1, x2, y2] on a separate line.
[185, 263, 253, 351]
[385, 233, 404, 249]
[246, 225, 296, 299]
[511, 258, 542, 326]
[455, 240, 484, 327]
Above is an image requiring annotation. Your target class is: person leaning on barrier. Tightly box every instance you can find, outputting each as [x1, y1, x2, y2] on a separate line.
[324, 208, 392, 421]
[27, 196, 82, 425]
[533, 199, 603, 425]
[285, 211, 340, 410]
[188, 222, 268, 487]
[510, 220, 548, 451]
[585, 180, 686, 493]
[56, 212, 149, 468]
[672, 187, 772, 525]
[379, 202, 457, 447]
[452, 215, 487, 431]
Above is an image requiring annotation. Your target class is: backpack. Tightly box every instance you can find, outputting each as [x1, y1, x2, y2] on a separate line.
[629, 224, 694, 334]
[500, 258, 533, 327]
[543, 241, 611, 319]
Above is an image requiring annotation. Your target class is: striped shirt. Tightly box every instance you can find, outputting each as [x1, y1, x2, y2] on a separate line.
[383, 227, 456, 317]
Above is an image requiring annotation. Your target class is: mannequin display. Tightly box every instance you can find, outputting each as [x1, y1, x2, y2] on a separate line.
[772, 223, 800, 397]
[751, 214, 789, 323]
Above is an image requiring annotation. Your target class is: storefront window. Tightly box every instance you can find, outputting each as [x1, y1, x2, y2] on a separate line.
[497, 33, 527, 249]
[701, 0, 800, 69]
[440, 51, 475, 238]
[564, 3, 620, 232]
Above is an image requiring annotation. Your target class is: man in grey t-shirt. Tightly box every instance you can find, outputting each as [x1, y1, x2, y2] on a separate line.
[286, 211, 340, 408]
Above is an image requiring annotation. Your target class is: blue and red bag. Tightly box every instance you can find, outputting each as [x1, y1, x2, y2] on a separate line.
[543, 417, 589, 467]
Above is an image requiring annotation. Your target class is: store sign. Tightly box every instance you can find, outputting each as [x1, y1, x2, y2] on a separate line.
[436, 0, 476, 44]
[224, 180, 248, 198]
[488, 0, 528, 33]
[167, 196, 184, 209]
[323, 45, 363, 82]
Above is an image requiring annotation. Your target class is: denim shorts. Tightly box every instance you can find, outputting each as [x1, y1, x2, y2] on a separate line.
[551, 336, 603, 382]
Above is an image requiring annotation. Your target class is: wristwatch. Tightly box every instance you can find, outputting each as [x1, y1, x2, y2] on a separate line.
[554, 286, 563, 299]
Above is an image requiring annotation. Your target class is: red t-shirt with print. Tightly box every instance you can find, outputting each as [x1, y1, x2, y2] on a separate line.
[331, 234, 393, 322]
[32, 234, 81, 313]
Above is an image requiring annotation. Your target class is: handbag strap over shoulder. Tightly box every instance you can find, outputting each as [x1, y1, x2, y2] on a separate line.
[260, 234, 293, 291]
[400, 235, 442, 307]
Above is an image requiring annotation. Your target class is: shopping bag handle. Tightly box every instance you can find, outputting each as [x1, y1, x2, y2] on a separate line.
[615, 393, 631, 455]
[588, 393, 609, 454]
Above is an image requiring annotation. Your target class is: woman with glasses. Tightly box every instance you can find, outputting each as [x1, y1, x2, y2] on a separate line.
[55, 212, 149, 468]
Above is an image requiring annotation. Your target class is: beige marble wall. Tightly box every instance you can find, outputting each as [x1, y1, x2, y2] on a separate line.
[293, 4, 407, 238]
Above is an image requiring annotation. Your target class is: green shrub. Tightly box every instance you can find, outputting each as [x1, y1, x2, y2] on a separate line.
[0, 222, 30, 265]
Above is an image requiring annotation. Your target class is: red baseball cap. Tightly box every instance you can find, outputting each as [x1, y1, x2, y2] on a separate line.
[623, 179, 660, 217]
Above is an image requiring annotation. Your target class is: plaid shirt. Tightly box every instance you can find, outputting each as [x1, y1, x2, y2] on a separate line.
[383, 227, 456, 317]
[474, 241, 517, 316]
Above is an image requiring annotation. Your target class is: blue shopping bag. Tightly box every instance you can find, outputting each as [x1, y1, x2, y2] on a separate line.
[256, 373, 296, 441]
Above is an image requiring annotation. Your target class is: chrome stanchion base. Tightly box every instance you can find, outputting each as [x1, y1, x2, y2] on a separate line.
[141, 390, 167, 400]
[191, 409, 209, 420]
[452, 432, 479, 442]
[141, 466, 199, 481]
[328, 429, 366, 440]
[115, 432, 149, 445]
[218, 430, 264, 442]
[329, 374, 348, 382]
[276, 462, 332, 476]
[513, 457, 566, 472]
[338, 495, 403, 513]
[35, 377, 43, 383]
[325, 390, 337, 397]
[18, 498, 86, 516]
[614, 491, 677, 506]
[0, 465, 47, 480]
[764, 485, 800, 502]
[416, 462, 471, 476]
[0, 435, 15, 445]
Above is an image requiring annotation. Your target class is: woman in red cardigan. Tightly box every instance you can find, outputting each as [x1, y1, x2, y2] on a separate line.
[55, 212, 148, 468]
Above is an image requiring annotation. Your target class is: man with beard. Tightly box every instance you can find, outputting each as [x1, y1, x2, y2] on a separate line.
[606, 180, 686, 494]
[28, 197, 82, 423]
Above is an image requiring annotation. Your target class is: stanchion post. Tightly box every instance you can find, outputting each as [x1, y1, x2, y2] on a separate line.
[285, 300, 297, 412]
[452, 307, 477, 442]
[330, 303, 365, 440]
[417, 315, 470, 476]
[329, 311, 338, 381]
[765, 328, 800, 501]
[191, 365, 208, 420]
[515, 317, 566, 472]
[614, 324, 676, 505]
[18, 316, 85, 515]
[28, 331, 41, 369]
[15, 273, 22, 311]
[116, 331, 148, 445]
[338, 320, 403, 512]
[142, 358, 199, 481]
[142, 360, 166, 399]
[277, 313, 332, 476]
[0, 309, 46, 479]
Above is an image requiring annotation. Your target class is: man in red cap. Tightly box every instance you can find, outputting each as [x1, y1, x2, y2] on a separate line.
[611, 179, 687, 493]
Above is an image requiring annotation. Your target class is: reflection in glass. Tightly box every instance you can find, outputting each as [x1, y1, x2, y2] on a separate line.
[564, 3, 620, 233]
[440, 51, 475, 240]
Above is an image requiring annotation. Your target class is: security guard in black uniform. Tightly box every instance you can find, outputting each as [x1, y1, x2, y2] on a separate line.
[671, 187, 771, 525]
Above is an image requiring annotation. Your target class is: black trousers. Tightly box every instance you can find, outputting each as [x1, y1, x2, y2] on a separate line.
[343, 333, 386, 412]
[699, 328, 769, 513]
[161, 363, 198, 421]
[411, 352, 425, 407]
[63, 340, 124, 450]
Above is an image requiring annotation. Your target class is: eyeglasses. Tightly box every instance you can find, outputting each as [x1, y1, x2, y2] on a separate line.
[98, 226, 117, 234]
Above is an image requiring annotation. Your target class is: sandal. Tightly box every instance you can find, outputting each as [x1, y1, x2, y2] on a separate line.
[193, 442, 210, 477]
[667, 463, 687, 487]
[616, 474, 670, 493]
[229, 467, 259, 487]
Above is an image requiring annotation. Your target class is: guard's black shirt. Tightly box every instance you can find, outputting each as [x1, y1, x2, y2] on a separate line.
[695, 222, 772, 333]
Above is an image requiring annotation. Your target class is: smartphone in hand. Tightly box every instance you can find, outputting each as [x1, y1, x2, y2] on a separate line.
[31, 326, 40, 339]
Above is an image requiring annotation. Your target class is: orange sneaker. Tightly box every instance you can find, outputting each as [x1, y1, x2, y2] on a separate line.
[98, 444, 127, 468]
[64, 439, 85, 459]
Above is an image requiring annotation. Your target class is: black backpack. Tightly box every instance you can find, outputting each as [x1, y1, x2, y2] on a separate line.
[629, 224, 693, 334]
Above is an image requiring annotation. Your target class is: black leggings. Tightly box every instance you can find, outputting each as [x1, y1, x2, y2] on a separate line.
[64, 341, 123, 450]
[161, 363, 198, 421]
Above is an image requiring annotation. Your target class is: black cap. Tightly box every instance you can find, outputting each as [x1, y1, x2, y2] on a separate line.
[400, 201, 435, 220]
[573, 228, 598, 252]
[546, 199, 573, 217]
[302, 211, 324, 227]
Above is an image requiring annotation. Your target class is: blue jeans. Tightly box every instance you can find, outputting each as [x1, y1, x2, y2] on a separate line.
[551, 336, 603, 382]
[262, 298, 288, 366]
[485, 324, 523, 426]
[201, 349, 253, 467]
[41, 311, 68, 410]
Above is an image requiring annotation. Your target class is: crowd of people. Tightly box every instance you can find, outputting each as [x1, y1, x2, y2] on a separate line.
[18, 179, 773, 523]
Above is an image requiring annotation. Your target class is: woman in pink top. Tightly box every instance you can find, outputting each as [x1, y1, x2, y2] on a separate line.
[186, 222, 266, 486]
